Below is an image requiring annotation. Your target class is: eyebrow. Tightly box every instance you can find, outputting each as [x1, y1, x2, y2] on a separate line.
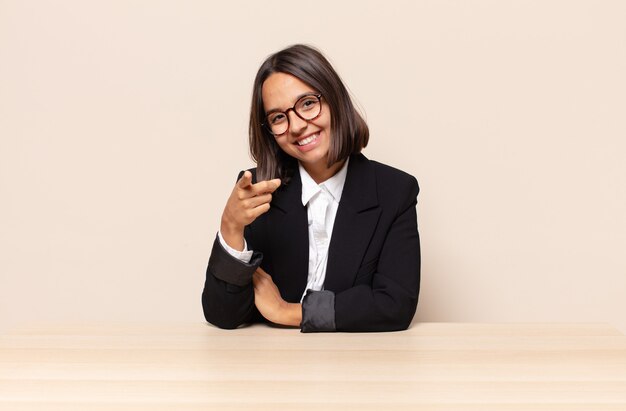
[265, 91, 318, 115]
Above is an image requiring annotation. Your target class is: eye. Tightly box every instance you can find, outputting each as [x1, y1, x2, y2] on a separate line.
[298, 97, 319, 111]
[268, 113, 286, 124]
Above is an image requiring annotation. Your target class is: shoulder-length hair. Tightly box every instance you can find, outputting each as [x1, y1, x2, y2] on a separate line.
[249, 44, 369, 182]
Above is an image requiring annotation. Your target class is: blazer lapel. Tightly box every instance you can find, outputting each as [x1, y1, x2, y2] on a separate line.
[266, 167, 309, 302]
[325, 154, 381, 292]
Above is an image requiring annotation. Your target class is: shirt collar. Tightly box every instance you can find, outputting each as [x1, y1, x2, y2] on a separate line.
[299, 157, 350, 206]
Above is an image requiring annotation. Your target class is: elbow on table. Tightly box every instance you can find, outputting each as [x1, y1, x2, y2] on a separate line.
[202, 307, 243, 330]
[382, 281, 420, 332]
[201, 292, 248, 330]
[381, 303, 417, 332]
[374, 291, 419, 332]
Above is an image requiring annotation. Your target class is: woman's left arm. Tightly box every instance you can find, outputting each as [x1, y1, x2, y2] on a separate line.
[332, 185, 420, 332]
[253, 176, 420, 333]
[297, 175, 420, 332]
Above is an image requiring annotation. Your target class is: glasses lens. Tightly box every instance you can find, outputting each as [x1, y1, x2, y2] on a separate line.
[267, 112, 288, 135]
[295, 95, 321, 120]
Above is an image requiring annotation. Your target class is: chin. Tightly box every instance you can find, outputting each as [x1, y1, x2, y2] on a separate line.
[297, 149, 328, 164]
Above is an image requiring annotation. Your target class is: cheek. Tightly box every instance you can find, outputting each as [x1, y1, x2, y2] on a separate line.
[276, 139, 292, 152]
[323, 120, 332, 141]
[323, 113, 332, 135]
[316, 113, 332, 136]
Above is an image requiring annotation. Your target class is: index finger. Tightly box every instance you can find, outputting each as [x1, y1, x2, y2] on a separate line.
[237, 171, 253, 189]
[249, 178, 281, 195]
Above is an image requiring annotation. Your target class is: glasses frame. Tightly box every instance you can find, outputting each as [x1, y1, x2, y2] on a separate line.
[263, 93, 323, 137]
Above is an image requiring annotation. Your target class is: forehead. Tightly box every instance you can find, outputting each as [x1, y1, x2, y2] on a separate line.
[262, 73, 316, 111]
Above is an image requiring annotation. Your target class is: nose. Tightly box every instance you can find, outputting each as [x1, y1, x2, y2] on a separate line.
[287, 110, 308, 135]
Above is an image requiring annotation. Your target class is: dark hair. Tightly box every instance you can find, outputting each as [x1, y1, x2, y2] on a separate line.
[249, 44, 369, 182]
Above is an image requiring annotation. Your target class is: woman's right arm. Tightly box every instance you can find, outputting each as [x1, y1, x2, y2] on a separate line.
[201, 171, 281, 329]
[201, 229, 261, 329]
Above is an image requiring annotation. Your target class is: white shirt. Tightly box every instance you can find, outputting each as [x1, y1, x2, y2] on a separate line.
[218, 158, 349, 302]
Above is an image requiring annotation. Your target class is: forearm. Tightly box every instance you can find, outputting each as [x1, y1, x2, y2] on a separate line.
[203, 234, 263, 329]
[334, 284, 418, 332]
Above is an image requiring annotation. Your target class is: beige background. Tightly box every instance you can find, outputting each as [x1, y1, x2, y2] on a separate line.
[1, 0, 624, 334]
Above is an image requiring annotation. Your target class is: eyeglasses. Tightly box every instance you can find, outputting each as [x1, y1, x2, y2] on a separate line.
[263, 93, 323, 137]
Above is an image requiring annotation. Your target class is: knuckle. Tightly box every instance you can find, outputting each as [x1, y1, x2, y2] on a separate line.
[252, 186, 263, 195]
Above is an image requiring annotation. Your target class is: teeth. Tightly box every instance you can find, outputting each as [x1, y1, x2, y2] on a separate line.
[297, 133, 318, 146]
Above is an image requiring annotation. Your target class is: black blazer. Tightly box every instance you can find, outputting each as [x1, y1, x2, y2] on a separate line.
[202, 153, 420, 332]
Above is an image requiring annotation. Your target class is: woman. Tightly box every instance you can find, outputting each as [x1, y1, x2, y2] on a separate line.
[202, 44, 420, 332]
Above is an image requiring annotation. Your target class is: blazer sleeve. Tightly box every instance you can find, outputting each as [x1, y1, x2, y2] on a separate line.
[333, 177, 420, 332]
[201, 233, 262, 329]
[201, 171, 264, 329]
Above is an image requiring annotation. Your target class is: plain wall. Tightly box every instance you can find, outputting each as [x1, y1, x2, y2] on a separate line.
[1, 0, 625, 333]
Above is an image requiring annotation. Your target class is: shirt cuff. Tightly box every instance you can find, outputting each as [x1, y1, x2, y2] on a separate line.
[218, 230, 253, 263]
[301, 289, 336, 333]
[209, 233, 263, 287]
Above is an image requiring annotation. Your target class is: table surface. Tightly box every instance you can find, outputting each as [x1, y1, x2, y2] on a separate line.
[1, 322, 625, 410]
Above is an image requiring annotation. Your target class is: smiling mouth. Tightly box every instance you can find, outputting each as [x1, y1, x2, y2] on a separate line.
[296, 133, 319, 146]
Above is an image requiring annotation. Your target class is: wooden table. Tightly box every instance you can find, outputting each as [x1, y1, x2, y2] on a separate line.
[1, 322, 625, 410]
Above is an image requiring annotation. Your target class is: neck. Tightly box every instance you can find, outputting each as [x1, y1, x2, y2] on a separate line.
[302, 159, 345, 184]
